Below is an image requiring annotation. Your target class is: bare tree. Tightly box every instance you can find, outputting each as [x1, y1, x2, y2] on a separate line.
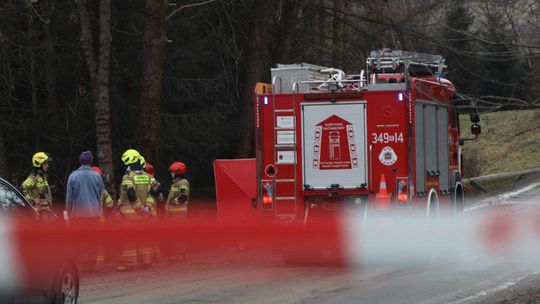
[0, 128, 9, 178]
[42, 0, 58, 115]
[138, 0, 168, 162]
[76, 0, 116, 195]
[235, 0, 272, 157]
[138, 0, 219, 161]
[27, 4, 40, 150]
[276, 0, 303, 64]
[332, 0, 345, 67]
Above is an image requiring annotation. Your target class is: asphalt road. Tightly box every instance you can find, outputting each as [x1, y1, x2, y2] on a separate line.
[79, 184, 540, 304]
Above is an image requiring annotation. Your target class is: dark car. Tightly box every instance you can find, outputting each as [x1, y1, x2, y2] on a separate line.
[0, 177, 79, 304]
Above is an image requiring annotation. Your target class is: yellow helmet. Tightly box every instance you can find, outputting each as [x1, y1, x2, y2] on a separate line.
[139, 156, 146, 167]
[32, 152, 49, 168]
[121, 149, 141, 166]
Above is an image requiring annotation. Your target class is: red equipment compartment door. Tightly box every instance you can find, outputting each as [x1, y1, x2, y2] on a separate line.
[301, 101, 367, 189]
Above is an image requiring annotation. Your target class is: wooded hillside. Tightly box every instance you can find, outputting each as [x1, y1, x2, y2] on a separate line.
[0, 0, 538, 197]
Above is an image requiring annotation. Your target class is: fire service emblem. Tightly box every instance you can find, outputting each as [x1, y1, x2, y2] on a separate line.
[378, 146, 397, 166]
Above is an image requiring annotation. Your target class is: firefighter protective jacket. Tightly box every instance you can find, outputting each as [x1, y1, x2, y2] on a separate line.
[166, 177, 190, 213]
[101, 189, 114, 208]
[119, 170, 160, 216]
[22, 171, 52, 209]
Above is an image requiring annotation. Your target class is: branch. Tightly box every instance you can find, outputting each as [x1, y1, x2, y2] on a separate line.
[25, 0, 48, 24]
[436, 22, 540, 50]
[166, 0, 218, 21]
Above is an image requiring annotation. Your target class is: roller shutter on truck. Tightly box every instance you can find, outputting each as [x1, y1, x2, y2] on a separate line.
[414, 101, 450, 193]
[301, 101, 368, 190]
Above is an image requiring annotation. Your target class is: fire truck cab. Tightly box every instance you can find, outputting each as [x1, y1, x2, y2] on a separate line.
[252, 50, 476, 222]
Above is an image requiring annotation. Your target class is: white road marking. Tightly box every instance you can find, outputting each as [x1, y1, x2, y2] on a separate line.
[453, 182, 540, 303]
[464, 182, 540, 213]
[449, 271, 540, 304]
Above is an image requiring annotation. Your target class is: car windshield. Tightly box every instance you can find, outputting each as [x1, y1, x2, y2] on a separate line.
[0, 182, 35, 220]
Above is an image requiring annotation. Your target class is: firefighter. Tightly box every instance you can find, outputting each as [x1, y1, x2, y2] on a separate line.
[138, 156, 162, 215]
[139, 155, 148, 176]
[90, 166, 115, 270]
[116, 149, 160, 271]
[165, 161, 190, 262]
[137, 155, 163, 262]
[91, 166, 114, 215]
[22, 152, 54, 216]
[139, 156, 155, 177]
[145, 163, 155, 177]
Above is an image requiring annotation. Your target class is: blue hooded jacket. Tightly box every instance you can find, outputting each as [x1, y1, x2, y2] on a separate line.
[66, 165, 104, 218]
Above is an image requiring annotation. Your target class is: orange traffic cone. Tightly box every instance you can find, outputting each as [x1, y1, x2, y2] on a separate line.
[375, 174, 391, 209]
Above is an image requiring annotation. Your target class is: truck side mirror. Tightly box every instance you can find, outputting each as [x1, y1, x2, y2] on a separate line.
[470, 112, 480, 123]
[471, 123, 481, 135]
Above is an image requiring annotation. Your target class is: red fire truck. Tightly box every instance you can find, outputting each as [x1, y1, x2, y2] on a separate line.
[214, 50, 481, 223]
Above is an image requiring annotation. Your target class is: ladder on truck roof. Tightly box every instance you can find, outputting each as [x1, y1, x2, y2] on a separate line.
[366, 49, 447, 76]
[271, 63, 366, 94]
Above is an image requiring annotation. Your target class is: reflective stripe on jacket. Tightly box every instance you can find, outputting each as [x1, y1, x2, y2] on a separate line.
[21, 171, 52, 206]
[119, 170, 159, 214]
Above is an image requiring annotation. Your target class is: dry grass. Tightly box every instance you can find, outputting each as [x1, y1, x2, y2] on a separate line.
[460, 109, 540, 178]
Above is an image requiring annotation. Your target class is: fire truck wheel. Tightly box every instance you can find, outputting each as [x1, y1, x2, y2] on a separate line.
[452, 182, 465, 215]
[427, 189, 440, 221]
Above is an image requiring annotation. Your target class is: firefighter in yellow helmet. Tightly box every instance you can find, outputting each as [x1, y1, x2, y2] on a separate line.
[22, 152, 54, 215]
[138, 156, 162, 215]
[90, 165, 115, 270]
[116, 149, 161, 271]
[165, 161, 190, 262]
[139, 155, 163, 263]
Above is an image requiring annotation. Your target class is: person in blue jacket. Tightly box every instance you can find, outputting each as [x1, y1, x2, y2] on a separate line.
[66, 150, 104, 271]
[66, 151, 103, 219]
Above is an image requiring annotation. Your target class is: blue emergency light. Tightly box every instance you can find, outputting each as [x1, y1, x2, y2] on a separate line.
[264, 96, 269, 105]
[398, 93, 404, 102]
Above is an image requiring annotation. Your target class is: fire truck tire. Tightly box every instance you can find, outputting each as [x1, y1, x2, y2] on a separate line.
[452, 182, 465, 215]
[427, 189, 440, 220]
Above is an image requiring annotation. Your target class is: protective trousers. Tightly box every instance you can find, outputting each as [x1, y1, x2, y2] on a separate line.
[164, 210, 187, 262]
[116, 208, 154, 271]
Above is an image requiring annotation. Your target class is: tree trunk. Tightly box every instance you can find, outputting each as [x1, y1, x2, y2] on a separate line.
[0, 128, 9, 178]
[341, 1, 352, 70]
[76, 0, 98, 96]
[234, 0, 271, 158]
[27, 7, 40, 150]
[96, 0, 116, 196]
[137, 0, 167, 162]
[76, 0, 116, 196]
[332, 0, 344, 67]
[30, 52, 40, 150]
[43, 0, 58, 115]
[316, 0, 331, 66]
[276, 0, 300, 64]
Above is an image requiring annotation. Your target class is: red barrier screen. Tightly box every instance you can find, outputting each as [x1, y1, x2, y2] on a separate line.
[213, 159, 257, 221]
